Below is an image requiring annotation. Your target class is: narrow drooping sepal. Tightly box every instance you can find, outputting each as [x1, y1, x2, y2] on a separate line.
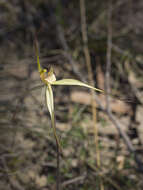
[46, 84, 62, 152]
[51, 79, 104, 93]
[46, 84, 54, 117]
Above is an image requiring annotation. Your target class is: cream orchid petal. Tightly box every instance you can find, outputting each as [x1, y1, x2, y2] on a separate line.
[46, 84, 54, 117]
[51, 79, 104, 93]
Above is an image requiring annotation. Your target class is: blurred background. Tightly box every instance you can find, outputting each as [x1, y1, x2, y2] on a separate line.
[0, 0, 143, 189]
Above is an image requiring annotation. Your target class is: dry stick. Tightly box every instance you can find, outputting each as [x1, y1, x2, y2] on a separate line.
[94, 93, 143, 172]
[57, 25, 86, 83]
[105, 0, 112, 113]
[89, 164, 122, 190]
[80, 0, 104, 189]
[52, 1, 86, 83]
[80, 0, 100, 168]
[52, 1, 85, 83]
[62, 173, 86, 188]
[104, 3, 143, 172]
[52, 1, 143, 173]
[105, 0, 134, 168]
[57, 30, 143, 175]
[106, 0, 133, 158]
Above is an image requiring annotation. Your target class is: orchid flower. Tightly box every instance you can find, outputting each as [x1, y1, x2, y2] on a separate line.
[35, 40, 104, 152]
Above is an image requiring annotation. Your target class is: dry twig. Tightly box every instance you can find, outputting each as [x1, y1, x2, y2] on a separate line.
[80, 0, 100, 169]
[80, 0, 104, 189]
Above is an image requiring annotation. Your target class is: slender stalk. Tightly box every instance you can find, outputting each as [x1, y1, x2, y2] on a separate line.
[51, 112, 61, 190]
[56, 131, 60, 190]
[51, 113, 62, 154]
[80, 0, 103, 189]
